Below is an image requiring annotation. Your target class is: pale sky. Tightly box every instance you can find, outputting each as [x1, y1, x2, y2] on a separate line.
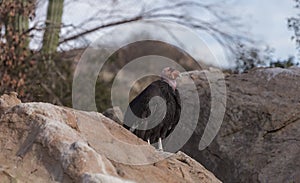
[235, 0, 298, 60]
[32, 0, 299, 67]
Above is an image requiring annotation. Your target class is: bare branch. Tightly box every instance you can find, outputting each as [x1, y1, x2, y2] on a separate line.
[59, 16, 143, 44]
[55, 0, 253, 60]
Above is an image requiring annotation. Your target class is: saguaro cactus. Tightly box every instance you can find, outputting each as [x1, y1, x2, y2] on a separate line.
[42, 0, 64, 55]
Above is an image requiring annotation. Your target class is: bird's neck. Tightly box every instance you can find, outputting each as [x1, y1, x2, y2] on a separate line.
[162, 78, 177, 91]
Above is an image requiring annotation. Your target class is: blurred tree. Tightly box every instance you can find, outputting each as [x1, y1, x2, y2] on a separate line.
[0, 0, 68, 104]
[234, 44, 273, 72]
[0, 0, 35, 97]
[288, 0, 300, 52]
[270, 56, 299, 68]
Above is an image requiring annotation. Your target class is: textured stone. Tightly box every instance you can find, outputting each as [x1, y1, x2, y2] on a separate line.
[181, 67, 300, 183]
[0, 92, 21, 116]
[103, 106, 123, 125]
[0, 94, 221, 183]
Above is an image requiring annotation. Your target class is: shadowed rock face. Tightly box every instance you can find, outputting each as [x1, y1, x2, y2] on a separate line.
[0, 93, 221, 183]
[180, 67, 300, 183]
[103, 106, 123, 125]
[2, 66, 298, 183]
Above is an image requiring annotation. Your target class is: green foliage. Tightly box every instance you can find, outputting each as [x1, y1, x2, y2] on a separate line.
[270, 56, 299, 68]
[28, 53, 73, 106]
[95, 80, 112, 112]
[234, 44, 299, 73]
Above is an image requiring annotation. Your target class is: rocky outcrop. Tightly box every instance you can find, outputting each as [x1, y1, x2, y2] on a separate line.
[103, 106, 123, 125]
[2, 66, 298, 183]
[181, 67, 300, 183]
[0, 93, 221, 183]
[0, 92, 21, 116]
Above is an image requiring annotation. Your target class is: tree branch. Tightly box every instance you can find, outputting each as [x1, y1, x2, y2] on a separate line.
[59, 16, 143, 44]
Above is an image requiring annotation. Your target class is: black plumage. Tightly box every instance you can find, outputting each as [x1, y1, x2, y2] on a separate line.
[123, 79, 181, 145]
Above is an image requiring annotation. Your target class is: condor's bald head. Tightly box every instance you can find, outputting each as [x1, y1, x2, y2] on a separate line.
[161, 67, 180, 90]
[161, 67, 180, 80]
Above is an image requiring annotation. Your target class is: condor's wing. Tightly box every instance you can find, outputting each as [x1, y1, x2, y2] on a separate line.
[123, 81, 167, 139]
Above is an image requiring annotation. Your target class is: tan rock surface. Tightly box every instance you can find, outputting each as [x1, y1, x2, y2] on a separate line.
[0, 93, 221, 183]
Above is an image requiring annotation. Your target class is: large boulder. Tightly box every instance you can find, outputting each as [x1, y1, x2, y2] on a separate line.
[0, 92, 21, 116]
[0, 93, 221, 183]
[181, 67, 300, 183]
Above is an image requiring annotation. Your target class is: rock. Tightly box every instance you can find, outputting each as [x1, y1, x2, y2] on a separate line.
[0, 92, 21, 116]
[82, 173, 135, 183]
[103, 106, 123, 125]
[180, 67, 300, 183]
[0, 93, 221, 183]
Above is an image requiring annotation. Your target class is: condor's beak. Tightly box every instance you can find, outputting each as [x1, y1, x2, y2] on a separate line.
[172, 70, 181, 79]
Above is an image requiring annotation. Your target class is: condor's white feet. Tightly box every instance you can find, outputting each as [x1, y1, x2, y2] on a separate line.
[158, 137, 163, 151]
[148, 137, 166, 152]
